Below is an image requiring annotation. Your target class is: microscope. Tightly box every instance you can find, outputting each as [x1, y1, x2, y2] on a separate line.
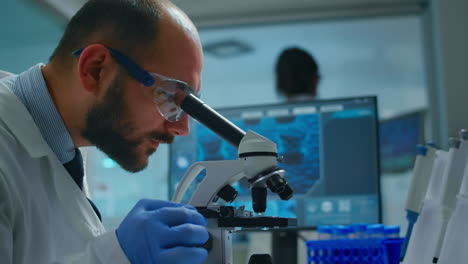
[173, 94, 297, 264]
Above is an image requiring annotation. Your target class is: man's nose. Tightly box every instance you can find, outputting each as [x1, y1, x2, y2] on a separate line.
[165, 114, 189, 136]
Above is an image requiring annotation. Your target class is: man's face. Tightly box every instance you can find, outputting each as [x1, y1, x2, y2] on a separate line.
[82, 72, 175, 172]
[82, 13, 203, 172]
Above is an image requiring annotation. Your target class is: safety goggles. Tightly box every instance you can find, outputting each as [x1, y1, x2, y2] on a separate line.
[72, 46, 199, 122]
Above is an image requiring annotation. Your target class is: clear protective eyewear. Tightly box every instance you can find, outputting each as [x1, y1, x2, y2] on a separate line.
[72, 46, 199, 122]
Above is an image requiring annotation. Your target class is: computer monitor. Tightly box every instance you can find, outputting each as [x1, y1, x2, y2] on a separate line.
[379, 110, 426, 173]
[169, 96, 381, 228]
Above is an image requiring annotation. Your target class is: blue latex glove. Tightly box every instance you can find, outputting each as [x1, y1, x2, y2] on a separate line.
[116, 199, 209, 264]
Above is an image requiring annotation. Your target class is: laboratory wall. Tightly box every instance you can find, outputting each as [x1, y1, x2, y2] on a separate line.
[198, 16, 427, 118]
[426, 0, 468, 147]
[0, 0, 63, 73]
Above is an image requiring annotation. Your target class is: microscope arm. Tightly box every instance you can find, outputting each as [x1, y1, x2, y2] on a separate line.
[172, 160, 245, 205]
[172, 130, 285, 208]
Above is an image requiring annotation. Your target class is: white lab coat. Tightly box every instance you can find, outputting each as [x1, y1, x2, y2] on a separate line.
[0, 70, 13, 79]
[0, 82, 129, 263]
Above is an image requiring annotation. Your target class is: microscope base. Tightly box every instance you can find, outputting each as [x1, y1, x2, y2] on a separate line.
[197, 206, 297, 264]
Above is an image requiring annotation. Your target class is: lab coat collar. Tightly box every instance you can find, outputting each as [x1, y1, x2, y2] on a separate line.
[0, 82, 50, 158]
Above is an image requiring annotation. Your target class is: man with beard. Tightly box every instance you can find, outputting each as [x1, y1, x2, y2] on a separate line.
[0, 0, 209, 263]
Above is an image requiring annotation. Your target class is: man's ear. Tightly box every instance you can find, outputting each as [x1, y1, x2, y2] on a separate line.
[77, 44, 113, 94]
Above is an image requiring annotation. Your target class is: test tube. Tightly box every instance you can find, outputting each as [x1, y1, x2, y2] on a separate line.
[350, 223, 368, 239]
[317, 225, 332, 240]
[366, 224, 384, 238]
[332, 225, 352, 240]
[384, 225, 400, 238]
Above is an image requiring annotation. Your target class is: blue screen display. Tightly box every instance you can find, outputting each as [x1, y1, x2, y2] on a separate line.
[379, 110, 425, 173]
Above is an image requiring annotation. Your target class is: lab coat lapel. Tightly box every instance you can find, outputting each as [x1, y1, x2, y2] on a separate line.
[0, 83, 105, 237]
[48, 157, 106, 237]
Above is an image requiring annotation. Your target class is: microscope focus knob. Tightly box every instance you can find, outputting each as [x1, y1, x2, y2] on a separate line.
[278, 184, 293, 200]
[266, 174, 293, 200]
[200, 232, 213, 252]
[217, 184, 238, 203]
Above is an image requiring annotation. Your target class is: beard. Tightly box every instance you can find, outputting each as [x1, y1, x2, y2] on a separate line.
[82, 75, 174, 172]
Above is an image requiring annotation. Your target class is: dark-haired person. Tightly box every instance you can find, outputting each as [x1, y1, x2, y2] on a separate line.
[275, 47, 321, 101]
[0, 0, 209, 263]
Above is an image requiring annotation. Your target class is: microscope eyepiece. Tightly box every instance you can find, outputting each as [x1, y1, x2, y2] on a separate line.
[266, 174, 293, 200]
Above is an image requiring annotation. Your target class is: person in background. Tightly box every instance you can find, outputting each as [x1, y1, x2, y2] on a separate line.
[275, 46, 321, 101]
[0, 0, 209, 263]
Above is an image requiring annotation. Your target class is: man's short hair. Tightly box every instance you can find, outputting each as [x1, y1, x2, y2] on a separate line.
[275, 47, 320, 97]
[50, 0, 162, 64]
